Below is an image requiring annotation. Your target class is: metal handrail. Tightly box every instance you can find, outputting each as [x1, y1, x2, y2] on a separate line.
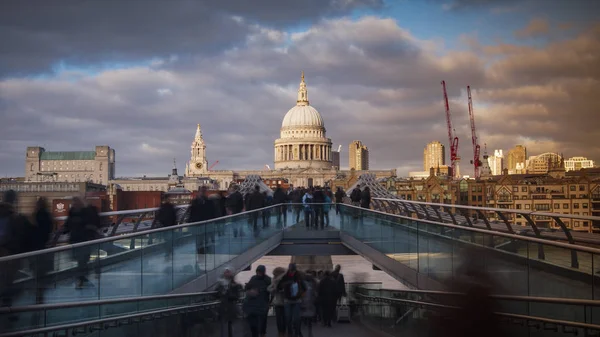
[53, 204, 190, 221]
[341, 201, 600, 255]
[0, 301, 220, 337]
[372, 197, 598, 268]
[0, 202, 285, 263]
[360, 288, 600, 307]
[0, 291, 218, 314]
[7, 201, 600, 264]
[355, 293, 600, 332]
[373, 197, 600, 222]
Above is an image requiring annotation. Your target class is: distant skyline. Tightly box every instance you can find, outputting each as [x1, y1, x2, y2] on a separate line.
[1, 0, 599, 177]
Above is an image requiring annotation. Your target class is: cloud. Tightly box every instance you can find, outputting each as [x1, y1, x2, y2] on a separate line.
[0, 0, 382, 78]
[439, 0, 521, 11]
[0, 9, 599, 178]
[515, 18, 550, 38]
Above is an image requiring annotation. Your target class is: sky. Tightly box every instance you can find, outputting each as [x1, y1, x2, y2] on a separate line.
[1, 0, 599, 178]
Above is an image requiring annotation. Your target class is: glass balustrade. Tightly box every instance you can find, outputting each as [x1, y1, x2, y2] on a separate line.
[0, 206, 291, 308]
[337, 203, 600, 321]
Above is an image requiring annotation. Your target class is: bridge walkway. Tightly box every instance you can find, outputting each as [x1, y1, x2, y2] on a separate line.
[4, 203, 600, 335]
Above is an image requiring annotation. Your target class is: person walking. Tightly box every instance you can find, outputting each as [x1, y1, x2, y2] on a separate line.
[0, 190, 31, 307]
[156, 195, 177, 259]
[31, 197, 53, 303]
[216, 267, 242, 337]
[247, 186, 265, 236]
[273, 185, 288, 227]
[189, 186, 215, 256]
[312, 187, 325, 230]
[244, 265, 272, 337]
[64, 197, 101, 289]
[323, 192, 332, 227]
[302, 188, 314, 229]
[301, 272, 318, 337]
[278, 263, 306, 337]
[317, 270, 337, 327]
[334, 187, 345, 215]
[269, 267, 287, 337]
[225, 184, 244, 237]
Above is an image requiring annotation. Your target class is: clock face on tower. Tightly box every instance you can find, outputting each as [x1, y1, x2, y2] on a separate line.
[195, 163, 203, 169]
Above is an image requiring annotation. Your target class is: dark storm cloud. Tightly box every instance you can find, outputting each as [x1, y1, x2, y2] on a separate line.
[0, 0, 382, 77]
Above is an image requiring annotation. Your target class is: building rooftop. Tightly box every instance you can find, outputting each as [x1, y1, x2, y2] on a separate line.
[40, 151, 96, 161]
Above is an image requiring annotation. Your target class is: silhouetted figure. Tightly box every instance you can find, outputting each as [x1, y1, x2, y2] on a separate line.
[31, 197, 54, 303]
[292, 188, 304, 223]
[156, 195, 177, 258]
[318, 270, 336, 327]
[302, 188, 314, 229]
[0, 190, 31, 306]
[273, 185, 288, 226]
[225, 185, 244, 237]
[216, 267, 242, 337]
[332, 264, 347, 322]
[244, 265, 271, 337]
[262, 191, 272, 228]
[278, 263, 306, 337]
[301, 273, 318, 337]
[360, 186, 371, 209]
[269, 267, 287, 337]
[248, 186, 265, 235]
[64, 197, 101, 289]
[312, 187, 325, 229]
[430, 248, 505, 337]
[334, 187, 345, 215]
[189, 186, 215, 255]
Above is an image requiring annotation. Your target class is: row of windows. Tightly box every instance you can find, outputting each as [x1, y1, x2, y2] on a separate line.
[513, 203, 589, 210]
[511, 185, 587, 192]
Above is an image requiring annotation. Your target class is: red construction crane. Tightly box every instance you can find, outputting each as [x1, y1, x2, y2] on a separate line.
[208, 160, 219, 171]
[441, 80, 460, 179]
[467, 86, 482, 179]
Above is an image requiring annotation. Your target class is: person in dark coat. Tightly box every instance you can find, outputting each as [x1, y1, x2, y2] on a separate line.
[225, 185, 244, 215]
[247, 186, 265, 234]
[244, 265, 272, 337]
[0, 190, 31, 306]
[360, 186, 371, 209]
[429, 248, 505, 337]
[215, 266, 242, 337]
[63, 197, 101, 289]
[268, 267, 287, 337]
[273, 185, 288, 227]
[31, 197, 54, 303]
[188, 186, 215, 223]
[156, 195, 177, 259]
[225, 185, 244, 237]
[332, 264, 347, 305]
[278, 263, 306, 337]
[301, 273, 318, 337]
[188, 186, 215, 255]
[291, 188, 303, 223]
[312, 187, 326, 229]
[334, 187, 345, 215]
[262, 192, 272, 228]
[317, 270, 337, 327]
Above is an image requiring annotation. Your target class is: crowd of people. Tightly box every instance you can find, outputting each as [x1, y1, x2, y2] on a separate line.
[0, 183, 372, 306]
[216, 263, 348, 337]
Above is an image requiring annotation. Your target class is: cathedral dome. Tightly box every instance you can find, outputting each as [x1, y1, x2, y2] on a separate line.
[281, 105, 323, 128]
[280, 71, 325, 129]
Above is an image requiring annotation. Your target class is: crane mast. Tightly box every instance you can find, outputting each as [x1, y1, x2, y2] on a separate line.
[467, 86, 481, 179]
[441, 80, 460, 179]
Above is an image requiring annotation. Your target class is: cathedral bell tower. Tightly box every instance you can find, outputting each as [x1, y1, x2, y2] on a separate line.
[186, 124, 208, 176]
